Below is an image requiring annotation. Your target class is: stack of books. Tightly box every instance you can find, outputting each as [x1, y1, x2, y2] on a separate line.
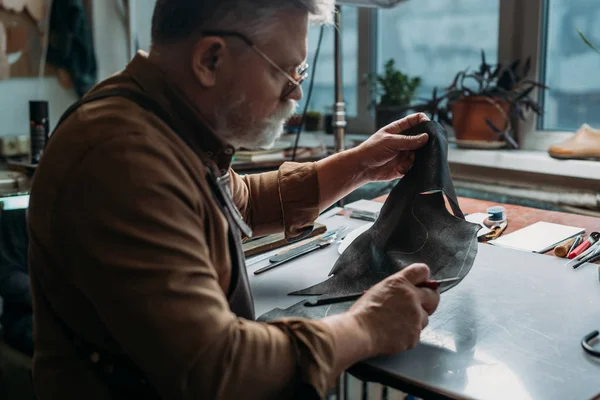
[343, 199, 384, 221]
[234, 148, 285, 162]
[234, 135, 328, 163]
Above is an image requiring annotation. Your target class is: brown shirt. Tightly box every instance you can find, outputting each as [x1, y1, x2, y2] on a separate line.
[28, 52, 335, 399]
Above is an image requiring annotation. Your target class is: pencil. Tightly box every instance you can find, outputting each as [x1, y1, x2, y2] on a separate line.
[566, 235, 583, 258]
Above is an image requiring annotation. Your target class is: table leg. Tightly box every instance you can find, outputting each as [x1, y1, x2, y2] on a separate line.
[361, 380, 368, 400]
[335, 372, 348, 400]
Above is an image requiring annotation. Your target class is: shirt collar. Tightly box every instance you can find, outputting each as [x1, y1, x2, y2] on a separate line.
[125, 51, 235, 172]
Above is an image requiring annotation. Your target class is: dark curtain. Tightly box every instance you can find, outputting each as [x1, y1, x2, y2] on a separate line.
[46, 0, 98, 97]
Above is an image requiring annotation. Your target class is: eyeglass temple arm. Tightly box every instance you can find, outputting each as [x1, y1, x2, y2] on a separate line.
[200, 29, 301, 86]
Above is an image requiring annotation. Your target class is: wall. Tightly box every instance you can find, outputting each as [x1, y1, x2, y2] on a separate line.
[0, 0, 130, 136]
[132, 0, 155, 52]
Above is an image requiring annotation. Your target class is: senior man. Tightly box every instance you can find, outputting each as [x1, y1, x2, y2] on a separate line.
[28, 0, 440, 399]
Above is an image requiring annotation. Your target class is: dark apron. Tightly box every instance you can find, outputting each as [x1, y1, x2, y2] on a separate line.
[36, 88, 255, 399]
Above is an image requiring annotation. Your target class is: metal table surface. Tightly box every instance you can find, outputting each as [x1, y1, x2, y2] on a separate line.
[248, 215, 600, 400]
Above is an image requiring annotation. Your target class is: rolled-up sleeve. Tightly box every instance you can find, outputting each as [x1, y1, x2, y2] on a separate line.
[231, 162, 320, 239]
[58, 135, 334, 399]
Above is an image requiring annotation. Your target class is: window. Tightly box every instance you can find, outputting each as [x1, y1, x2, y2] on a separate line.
[540, 0, 600, 131]
[297, 6, 358, 117]
[377, 0, 500, 102]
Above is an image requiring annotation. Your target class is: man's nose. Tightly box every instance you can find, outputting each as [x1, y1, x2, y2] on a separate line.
[287, 85, 303, 102]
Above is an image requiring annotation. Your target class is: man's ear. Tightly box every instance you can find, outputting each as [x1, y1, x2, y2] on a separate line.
[191, 37, 227, 88]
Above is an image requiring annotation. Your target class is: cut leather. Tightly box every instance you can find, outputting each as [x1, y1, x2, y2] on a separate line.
[548, 124, 600, 160]
[259, 121, 480, 321]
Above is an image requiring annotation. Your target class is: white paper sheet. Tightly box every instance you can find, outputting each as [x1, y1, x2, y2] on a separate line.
[488, 221, 585, 253]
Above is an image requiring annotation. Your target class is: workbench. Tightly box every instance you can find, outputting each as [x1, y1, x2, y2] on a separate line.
[248, 197, 600, 400]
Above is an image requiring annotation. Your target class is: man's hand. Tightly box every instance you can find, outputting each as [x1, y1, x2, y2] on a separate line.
[321, 263, 441, 378]
[349, 113, 430, 182]
[348, 263, 440, 355]
[315, 113, 430, 212]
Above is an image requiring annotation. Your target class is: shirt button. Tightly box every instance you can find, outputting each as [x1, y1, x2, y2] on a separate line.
[90, 352, 100, 363]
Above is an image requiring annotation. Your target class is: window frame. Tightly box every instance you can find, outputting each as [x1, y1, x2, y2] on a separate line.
[350, 0, 576, 150]
[336, 8, 377, 134]
[503, 0, 574, 151]
[298, 6, 367, 133]
[516, 0, 590, 150]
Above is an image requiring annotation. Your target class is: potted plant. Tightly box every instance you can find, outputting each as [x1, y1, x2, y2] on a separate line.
[367, 59, 422, 130]
[324, 105, 334, 134]
[304, 111, 322, 132]
[410, 50, 546, 149]
[284, 114, 303, 134]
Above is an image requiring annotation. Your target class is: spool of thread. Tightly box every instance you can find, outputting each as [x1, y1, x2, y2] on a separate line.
[484, 206, 507, 228]
[554, 237, 576, 258]
[29, 100, 50, 164]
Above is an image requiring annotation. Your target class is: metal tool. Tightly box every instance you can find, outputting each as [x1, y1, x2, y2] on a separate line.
[572, 244, 600, 270]
[254, 227, 348, 275]
[268, 226, 348, 263]
[565, 240, 600, 267]
[566, 235, 584, 258]
[304, 277, 461, 307]
[581, 330, 600, 357]
[568, 238, 600, 269]
[569, 232, 600, 259]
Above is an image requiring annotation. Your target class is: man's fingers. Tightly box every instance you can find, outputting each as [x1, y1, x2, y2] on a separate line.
[383, 112, 430, 133]
[395, 151, 415, 174]
[387, 133, 429, 151]
[420, 308, 430, 330]
[416, 287, 441, 315]
[400, 263, 430, 285]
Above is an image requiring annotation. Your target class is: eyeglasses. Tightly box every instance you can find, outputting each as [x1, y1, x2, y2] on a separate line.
[201, 30, 309, 99]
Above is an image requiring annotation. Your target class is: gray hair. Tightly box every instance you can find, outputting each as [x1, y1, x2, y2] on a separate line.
[151, 0, 335, 45]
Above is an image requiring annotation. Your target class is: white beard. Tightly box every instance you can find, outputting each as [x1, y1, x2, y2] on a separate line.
[215, 94, 298, 150]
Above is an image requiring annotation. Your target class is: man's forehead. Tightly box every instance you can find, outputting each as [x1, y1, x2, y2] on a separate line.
[259, 12, 309, 65]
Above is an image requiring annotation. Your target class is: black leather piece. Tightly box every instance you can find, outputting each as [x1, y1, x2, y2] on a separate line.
[259, 121, 479, 321]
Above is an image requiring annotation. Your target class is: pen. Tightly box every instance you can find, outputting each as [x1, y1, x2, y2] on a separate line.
[304, 277, 461, 307]
[573, 253, 600, 270]
[568, 232, 600, 259]
[572, 245, 600, 270]
[565, 235, 584, 258]
[566, 240, 600, 267]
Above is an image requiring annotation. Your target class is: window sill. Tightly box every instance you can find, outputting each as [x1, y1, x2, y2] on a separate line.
[447, 147, 600, 182]
[281, 132, 600, 184]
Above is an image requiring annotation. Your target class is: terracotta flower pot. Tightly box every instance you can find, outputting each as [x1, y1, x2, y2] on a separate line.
[451, 96, 509, 142]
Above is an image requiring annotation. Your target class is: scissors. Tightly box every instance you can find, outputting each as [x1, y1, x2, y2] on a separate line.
[581, 330, 600, 357]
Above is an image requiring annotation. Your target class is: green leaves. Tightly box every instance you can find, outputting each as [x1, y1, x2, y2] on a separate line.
[578, 28, 600, 55]
[367, 59, 422, 108]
